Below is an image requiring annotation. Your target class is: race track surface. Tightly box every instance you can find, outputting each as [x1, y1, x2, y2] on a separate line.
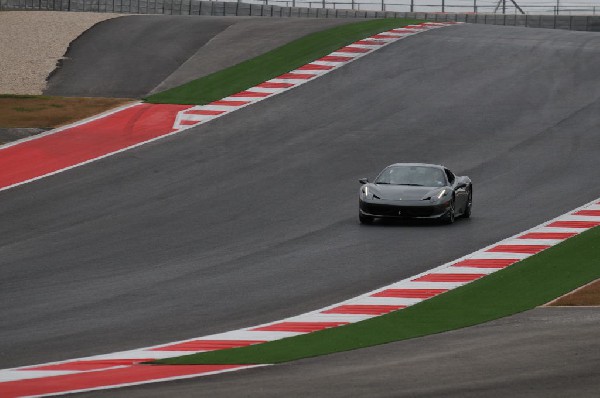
[43, 16, 353, 98]
[79, 307, 600, 397]
[2, 23, 600, 389]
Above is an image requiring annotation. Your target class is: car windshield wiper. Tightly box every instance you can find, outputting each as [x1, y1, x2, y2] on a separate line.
[374, 181, 390, 184]
[398, 183, 424, 186]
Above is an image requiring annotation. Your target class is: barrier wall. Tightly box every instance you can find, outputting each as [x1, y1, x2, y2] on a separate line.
[2, 0, 600, 32]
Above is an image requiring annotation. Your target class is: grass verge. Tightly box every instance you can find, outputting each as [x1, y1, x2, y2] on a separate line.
[145, 18, 422, 105]
[156, 226, 600, 365]
[0, 94, 132, 128]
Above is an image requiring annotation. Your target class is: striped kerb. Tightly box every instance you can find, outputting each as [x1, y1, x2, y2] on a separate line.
[251, 322, 348, 332]
[518, 232, 577, 239]
[574, 210, 600, 216]
[451, 258, 519, 268]
[413, 273, 485, 282]
[371, 289, 448, 298]
[322, 305, 405, 315]
[277, 73, 316, 80]
[151, 340, 265, 352]
[486, 245, 549, 254]
[230, 91, 272, 98]
[547, 221, 600, 228]
[336, 46, 371, 53]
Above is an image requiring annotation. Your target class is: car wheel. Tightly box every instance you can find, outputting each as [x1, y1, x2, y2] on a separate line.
[359, 213, 374, 224]
[462, 189, 472, 218]
[442, 200, 455, 225]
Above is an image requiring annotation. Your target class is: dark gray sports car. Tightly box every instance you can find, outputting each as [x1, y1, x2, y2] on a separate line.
[358, 163, 472, 224]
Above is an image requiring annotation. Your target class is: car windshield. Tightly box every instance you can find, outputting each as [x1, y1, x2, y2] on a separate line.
[375, 165, 446, 187]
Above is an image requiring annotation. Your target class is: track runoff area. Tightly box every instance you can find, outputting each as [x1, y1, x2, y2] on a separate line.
[1, 21, 599, 397]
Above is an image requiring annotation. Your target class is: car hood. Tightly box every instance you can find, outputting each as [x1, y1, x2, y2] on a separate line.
[370, 184, 441, 201]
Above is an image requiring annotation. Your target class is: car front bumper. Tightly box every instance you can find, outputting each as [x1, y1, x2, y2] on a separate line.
[359, 198, 452, 219]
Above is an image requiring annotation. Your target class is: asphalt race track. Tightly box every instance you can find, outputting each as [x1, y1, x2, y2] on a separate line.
[3, 22, 600, 395]
[43, 16, 353, 98]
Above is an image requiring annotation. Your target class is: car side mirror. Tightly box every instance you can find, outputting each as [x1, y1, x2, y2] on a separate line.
[359, 178, 369, 184]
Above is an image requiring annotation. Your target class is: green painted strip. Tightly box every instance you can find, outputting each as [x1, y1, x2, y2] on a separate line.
[155, 226, 600, 365]
[145, 18, 423, 105]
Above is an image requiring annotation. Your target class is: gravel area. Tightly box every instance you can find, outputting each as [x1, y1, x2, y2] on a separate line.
[0, 11, 121, 95]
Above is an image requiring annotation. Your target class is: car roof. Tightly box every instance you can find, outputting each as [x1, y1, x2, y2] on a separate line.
[387, 163, 446, 170]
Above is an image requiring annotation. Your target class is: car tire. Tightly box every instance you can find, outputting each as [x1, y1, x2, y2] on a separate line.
[442, 200, 455, 225]
[359, 213, 374, 224]
[462, 189, 472, 218]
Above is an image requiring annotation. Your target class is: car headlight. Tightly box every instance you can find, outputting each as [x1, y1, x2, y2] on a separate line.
[425, 188, 449, 202]
[436, 189, 448, 200]
[360, 185, 373, 200]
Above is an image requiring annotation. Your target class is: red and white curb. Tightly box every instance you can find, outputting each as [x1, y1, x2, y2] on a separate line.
[0, 22, 457, 193]
[1, 197, 599, 397]
[171, 22, 455, 131]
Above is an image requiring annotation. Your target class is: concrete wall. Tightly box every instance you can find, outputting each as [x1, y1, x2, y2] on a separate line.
[3, 0, 600, 32]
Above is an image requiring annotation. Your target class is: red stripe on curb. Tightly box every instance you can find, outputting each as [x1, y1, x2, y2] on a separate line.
[371, 289, 448, 298]
[574, 210, 600, 216]
[336, 46, 371, 53]
[318, 55, 353, 62]
[548, 220, 600, 228]
[389, 29, 413, 33]
[184, 109, 226, 116]
[151, 340, 265, 352]
[23, 359, 153, 372]
[209, 100, 250, 106]
[451, 258, 519, 268]
[486, 245, 550, 254]
[0, 103, 190, 190]
[230, 91, 272, 98]
[518, 232, 577, 239]
[322, 305, 404, 315]
[414, 273, 485, 282]
[257, 82, 295, 88]
[277, 73, 316, 80]
[353, 40, 386, 46]
[179, 119, 200, 125]
[297, 64, 334, 71]
[252, 322, 348, 332]
[371, 34, 400, 39]
[0, 365, 243, 398]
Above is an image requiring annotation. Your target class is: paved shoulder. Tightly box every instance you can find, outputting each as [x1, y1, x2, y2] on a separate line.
[43, 15, 234, 98]
[150, 17, 358, 94]
[44, 15, 355, 99]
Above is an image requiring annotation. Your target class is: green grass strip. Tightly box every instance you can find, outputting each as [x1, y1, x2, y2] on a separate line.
[156, 226, 600, 365]
[145, 18, 422, 105]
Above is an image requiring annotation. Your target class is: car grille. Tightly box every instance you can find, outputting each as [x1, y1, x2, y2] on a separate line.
[362, 202, 435, 217]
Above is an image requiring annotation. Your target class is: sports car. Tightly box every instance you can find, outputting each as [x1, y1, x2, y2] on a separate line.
[358, 163, 472, 224]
